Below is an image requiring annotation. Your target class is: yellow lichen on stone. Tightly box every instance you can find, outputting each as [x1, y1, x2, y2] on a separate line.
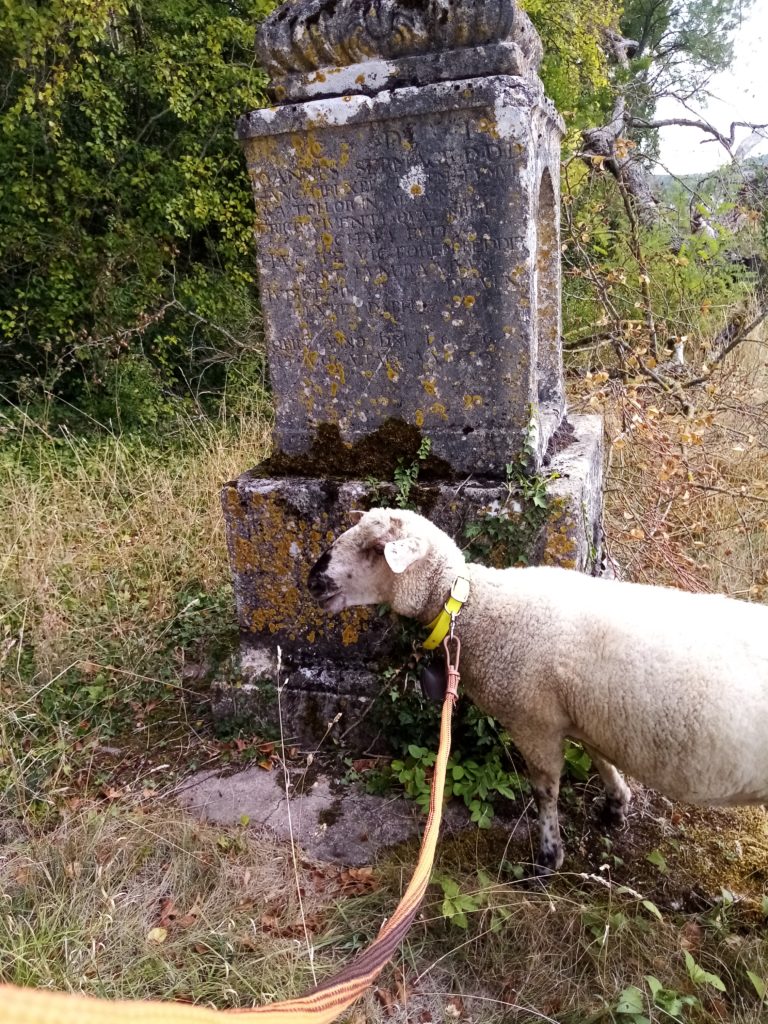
[231, 492, 377, 647]
[386, 358, 402, 381]
[542, 500, 578, 569]
[222, 486, 245, 521]
[326, 359, 345, 385]
[232, 534, 256, 573]
[341, 623, 359, 646]
[476, 117, 500, 139]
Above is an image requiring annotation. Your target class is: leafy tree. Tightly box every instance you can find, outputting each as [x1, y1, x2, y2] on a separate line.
[522, 0, 619, 134]
[622, 0, 753, 98]
[580, 0, 759, 223]
[620, 0, 758, 164]
[0, 0, 275, 415]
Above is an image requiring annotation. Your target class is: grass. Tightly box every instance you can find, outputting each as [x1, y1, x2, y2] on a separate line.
[1, 802, 767, 1021]
[2, 366, 768, 1023]
[0, 402, 273, 818]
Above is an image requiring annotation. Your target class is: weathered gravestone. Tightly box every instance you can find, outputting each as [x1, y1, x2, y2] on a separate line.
[218, 0, 604, 748]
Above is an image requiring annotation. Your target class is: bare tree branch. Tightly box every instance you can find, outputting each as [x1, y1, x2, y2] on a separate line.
[684, 307, 768, 388]
[631, 117, 768, 155]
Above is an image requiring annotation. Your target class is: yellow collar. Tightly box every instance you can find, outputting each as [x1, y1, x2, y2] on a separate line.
[422, 575, 471, 650]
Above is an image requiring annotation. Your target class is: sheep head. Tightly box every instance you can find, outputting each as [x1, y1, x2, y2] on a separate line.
[307, 508, 465, 620]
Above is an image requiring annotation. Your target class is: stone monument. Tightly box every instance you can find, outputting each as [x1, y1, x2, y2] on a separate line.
[218, 0, 603, 747]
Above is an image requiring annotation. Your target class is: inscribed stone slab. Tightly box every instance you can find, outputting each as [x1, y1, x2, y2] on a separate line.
[238, 75, 562, 475]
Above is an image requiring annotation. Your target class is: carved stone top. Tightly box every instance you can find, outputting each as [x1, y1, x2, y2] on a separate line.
[256, 0, 530, 80]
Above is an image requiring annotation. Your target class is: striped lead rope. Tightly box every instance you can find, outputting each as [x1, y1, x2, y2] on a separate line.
[0, 637, 462, 1024]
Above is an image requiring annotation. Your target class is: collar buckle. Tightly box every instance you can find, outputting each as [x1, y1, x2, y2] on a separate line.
[422, 574, 470, 651]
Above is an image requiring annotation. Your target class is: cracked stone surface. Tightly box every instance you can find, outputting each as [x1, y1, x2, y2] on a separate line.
[176, 767, 484, 865]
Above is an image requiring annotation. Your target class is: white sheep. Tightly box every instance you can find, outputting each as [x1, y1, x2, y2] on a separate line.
[308, 507, 768, 872]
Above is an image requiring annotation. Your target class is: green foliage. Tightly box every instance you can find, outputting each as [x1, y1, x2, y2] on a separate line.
[613, 0, 757, 161]
[393, 436, 432, 509]
[615, 971, 706, 1023]
[436, 869, 515, 931]
[92, 353, 178, 429]
[391, 741, 525, 828]
[615, 983, 648, 1021]
[522, 0, 618, 133]
[645, 848, 669, 874]
[746, 970, 767, 1001]
[0, 0, 275, 408]
[562, 170, 756, 365]
[373, 640, 528, 830]
[437, 875, 484, 929]
[643, 975, 698, 1020]
[563, 739, 593, 781]
[683, 950, 726, 993]
[621, 0, 755, 97]
[616, 955, 729, 1023]
[463, 454, 554, 568]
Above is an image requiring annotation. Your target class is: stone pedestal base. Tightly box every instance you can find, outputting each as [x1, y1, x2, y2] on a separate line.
[216, 414, 603, 749]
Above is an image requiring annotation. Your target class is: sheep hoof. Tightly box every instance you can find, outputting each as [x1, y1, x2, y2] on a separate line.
[534, 846, 563, 877]
[532, 861, 555, 882]
[598, 796, 628, 829]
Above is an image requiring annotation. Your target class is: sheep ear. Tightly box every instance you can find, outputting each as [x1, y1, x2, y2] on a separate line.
[348, 509, 366, 524]
[383, 536, 429, 574]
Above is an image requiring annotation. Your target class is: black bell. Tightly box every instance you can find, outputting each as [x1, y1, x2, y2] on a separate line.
[420, 658, 446, 701]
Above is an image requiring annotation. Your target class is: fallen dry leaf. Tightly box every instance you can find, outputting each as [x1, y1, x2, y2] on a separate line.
[374, 987, 396, 1015]
[147, 927, 168, 944]
[158, 897, 177, 928]
[706, 995, 730, 1021]
[444, 995, 464, 1019]
[679, 921, 703, 951]
[260, 912, 326, 938]
[339, 866, 378, 894]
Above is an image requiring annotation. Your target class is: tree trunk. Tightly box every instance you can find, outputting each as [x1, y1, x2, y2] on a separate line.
[580, 30, 660, 229]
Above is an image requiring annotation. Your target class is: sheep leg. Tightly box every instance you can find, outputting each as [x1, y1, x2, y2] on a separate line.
[526, 754, 565, 875]
[585, 747, 631, 827]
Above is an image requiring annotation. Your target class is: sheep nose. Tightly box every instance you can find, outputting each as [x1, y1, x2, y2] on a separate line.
[308, 549, 332, 598]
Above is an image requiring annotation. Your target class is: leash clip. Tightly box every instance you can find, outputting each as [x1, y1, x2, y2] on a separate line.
[442, 633, 461, 702]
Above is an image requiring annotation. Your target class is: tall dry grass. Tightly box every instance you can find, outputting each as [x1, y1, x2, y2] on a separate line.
[0, 407, 272, 682]
[0, 403, 272, 822]
[583, 326, 768, 598]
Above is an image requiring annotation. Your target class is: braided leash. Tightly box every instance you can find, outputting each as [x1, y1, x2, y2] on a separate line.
[0, 637, 462, 1024]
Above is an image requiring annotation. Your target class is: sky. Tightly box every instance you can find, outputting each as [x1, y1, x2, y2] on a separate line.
[655, 1, 768, 175]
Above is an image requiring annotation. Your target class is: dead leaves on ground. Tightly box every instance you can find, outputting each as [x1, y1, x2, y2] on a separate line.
[257, 863, 380, 940]
[374, 971, 467, 1020]
[147, 895, 203, 942]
